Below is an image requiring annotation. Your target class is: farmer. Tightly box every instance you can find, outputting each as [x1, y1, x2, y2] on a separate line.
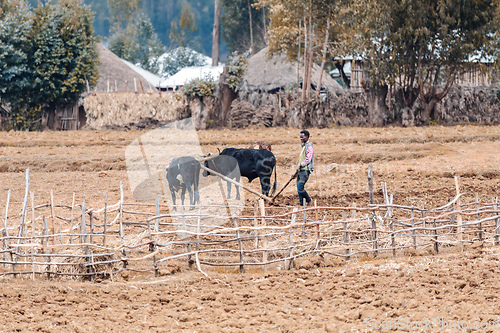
[296, 130, 314, 206]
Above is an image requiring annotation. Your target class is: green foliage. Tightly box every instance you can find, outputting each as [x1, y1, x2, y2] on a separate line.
[30, 0, 100, 107]
[0, 0, 33, 104]
[182, 75, 216, 97]
[0, 0, 100, 130]
[355, 0, 499, 110]
[225, 52, 249, 90]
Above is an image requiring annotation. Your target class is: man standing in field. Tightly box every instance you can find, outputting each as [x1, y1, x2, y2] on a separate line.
[296, 130, 314, 206]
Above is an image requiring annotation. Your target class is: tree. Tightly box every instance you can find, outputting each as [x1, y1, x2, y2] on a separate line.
[161, 2, 206, 77]
[107, 0, 163, 73]
[0, 0, 33, 109]
[255, 0, 346, 99]
[355, 0, 500, 123]
[169, 1, 200, 49]
[211, 0, 220, 65]
[0, 0, 100, 130]
[221, 0, 268, 55]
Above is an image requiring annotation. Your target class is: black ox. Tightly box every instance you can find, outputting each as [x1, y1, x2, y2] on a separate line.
[203, 148, 277, 199]
[166, 156, 200, 210]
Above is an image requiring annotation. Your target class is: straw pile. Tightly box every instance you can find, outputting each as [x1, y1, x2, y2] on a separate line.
[84, 92, 189, 130]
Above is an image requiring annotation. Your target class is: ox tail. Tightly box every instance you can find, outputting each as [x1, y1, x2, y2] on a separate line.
[270, 162, 277, 197]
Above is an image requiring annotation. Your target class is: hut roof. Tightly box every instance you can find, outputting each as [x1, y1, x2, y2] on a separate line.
[242, 47, 344, 93]
[159, 65, 224, 89]
[95, 43, 158, 93]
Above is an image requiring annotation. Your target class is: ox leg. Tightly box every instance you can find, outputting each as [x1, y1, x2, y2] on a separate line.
[169, 185, 177, 211]
[180, 185, 187, 208]
[226, 180, 232, 199]
[260, 177, 270, 197]
[235, 175, 241, 200]
[187, 185, 195, 210]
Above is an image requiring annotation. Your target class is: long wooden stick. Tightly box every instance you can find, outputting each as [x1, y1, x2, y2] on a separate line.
[199, 164, 273, 203]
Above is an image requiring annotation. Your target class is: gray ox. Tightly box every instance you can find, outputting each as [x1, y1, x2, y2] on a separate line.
[166, 156, 200, 210]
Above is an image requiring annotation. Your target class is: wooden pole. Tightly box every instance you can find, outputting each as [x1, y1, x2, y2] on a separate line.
[43, 216, 50, 279]
[411, 209, 416, 249]
[16, 169, 30, 254]
[155, 198, 160, 232]
[233, 217, 244, 273]
[50, 190, 55, 246]
[30, 191, 35, 280]
[139, 80, 145, 93]
[253, 201, 259, 249]
[455, 176, 463, 251]
[288, 208, 298, 270]
[371, 213, 378, 257]
[433, 219, 439, 253]
[3, 189, 10, 267]
[315, 200, 320, 248]
[302, 198, 307, 238]
[134, 78, 137, 93]
[368, 164, 374, 205]
[342, 210, 349, 260]
[476, 193, 483, 241]
[180, 204, 193, 269]
[103, 192, 108, 246]
[69, 193, 75, 244]
[119, 182, 124, 249]
[259, 199, 268, 268]
[493, 198, 499, 246]
[199, 163, 273, 203]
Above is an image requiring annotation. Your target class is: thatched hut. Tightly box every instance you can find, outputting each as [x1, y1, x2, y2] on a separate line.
[238, 47, 344, 106]
[44, 44, 160, 130]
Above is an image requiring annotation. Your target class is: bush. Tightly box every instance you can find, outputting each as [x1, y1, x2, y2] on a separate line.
[182, 75, 216, 97]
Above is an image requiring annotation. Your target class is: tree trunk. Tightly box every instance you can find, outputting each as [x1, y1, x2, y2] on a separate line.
[421, 98, 438, 123]
[211, 0, 221, 66]
[315, 11, 330, 98]
[248, 0, 254, 54]
[366, 84, 388, 127]
[212, 67, 238, 127]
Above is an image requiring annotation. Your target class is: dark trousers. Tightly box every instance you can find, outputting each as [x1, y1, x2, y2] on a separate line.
[297, 170, 311, 206]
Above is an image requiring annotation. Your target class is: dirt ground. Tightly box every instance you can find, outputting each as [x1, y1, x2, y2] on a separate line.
[0, 124, 500, 332]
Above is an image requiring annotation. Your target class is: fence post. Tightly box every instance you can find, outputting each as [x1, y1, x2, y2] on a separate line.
[119, 182, 124, 252]
[3, 189, 10, 267]
[411, 209, 416, 249]
[155, 198, 160, 232]
[259, 199, 268, 268]
[69, 193, 75, 244]
[455, 176, 463, 251]
[43, 216, 51, 279]
[371, 214, 378, 257]
[253, 201, 259, 249]
[433, 219, 439, 253]
[288, 208, 298, 270]
[493, 198, 499, 246]
[30, 191, 35, 280]
[368, 164, 374, 205]
[180, 204, 193, 269]
[233, 217, 244, 273]
[302, 198, 307, 238]
[103, 192, 107, 246]
[476, 193, 483, 241]
[342, 210, 349, 261]
[315, 200, 320, 248]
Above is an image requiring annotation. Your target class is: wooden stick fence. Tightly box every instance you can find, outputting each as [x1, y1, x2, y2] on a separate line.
[0, 171, 499, 280]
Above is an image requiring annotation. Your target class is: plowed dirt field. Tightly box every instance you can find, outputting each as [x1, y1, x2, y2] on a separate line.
[0, 125, 499, 332]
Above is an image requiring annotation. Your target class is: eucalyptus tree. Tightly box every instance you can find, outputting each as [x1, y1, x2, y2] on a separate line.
[355, 0, 500, 123]
[255, 0, 351, 100]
